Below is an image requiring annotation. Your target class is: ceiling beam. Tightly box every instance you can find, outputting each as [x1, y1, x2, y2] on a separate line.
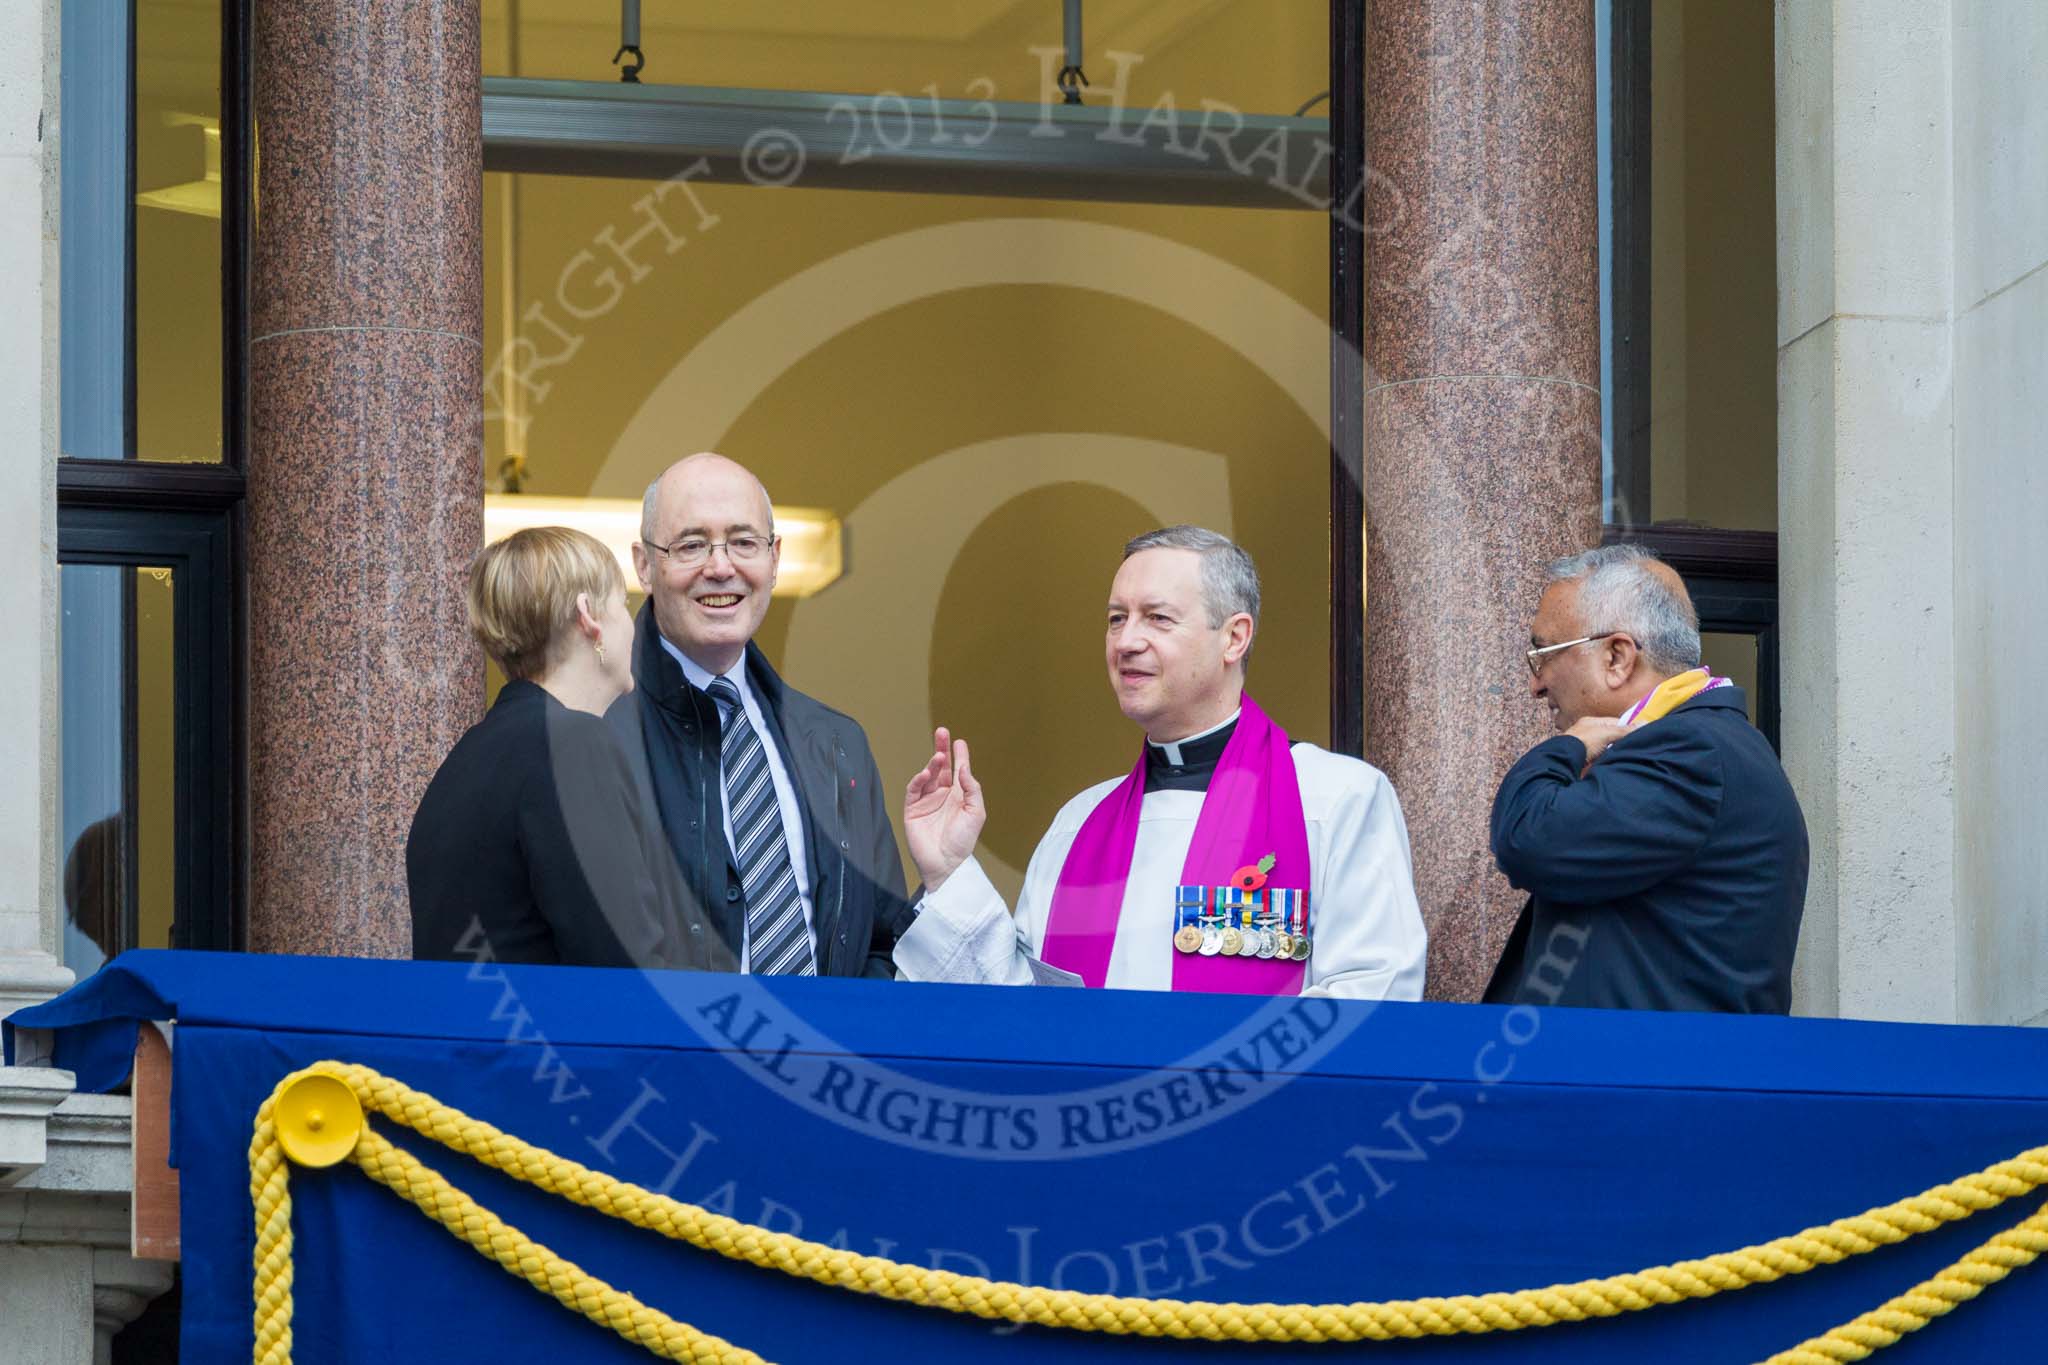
[482, 77, 1332, 209]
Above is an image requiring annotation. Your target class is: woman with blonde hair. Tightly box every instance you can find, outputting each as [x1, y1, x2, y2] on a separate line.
[408, 526, 682, 966]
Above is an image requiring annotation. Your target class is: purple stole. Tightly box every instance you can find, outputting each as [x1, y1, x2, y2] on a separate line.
[1039, 696, 1310, 994]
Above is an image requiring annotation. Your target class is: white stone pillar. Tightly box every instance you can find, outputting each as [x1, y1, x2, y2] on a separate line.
[1777, 0, 1958, 1023]
[1949, 1, 2048, 1028]
[1777, 1, 2048, 1025]
[0, 0, 71, 1022]
[0, 1246, 95, 1363]
[0, 3, 172, 1354]
[1, 1091, 172, 1365]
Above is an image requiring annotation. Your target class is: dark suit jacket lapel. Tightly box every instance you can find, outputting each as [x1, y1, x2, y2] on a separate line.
[623, 606, 746, 958]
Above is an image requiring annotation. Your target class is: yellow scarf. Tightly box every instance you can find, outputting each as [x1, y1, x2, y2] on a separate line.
[1621, 668, 1731, 727]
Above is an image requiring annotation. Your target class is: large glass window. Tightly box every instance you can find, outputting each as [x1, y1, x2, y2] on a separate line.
[62, 0, 227, 462]
[1598, 0, 1781, 747]
[1601, 0, 1778, 533]
[56, 0, 247, 968]
[480, 2, 1332, 901]
[58, 566, 178, 977]
[1643, 0, 1775, 532]
[57, 510, 239, 966]
[135, 0, 227, 462]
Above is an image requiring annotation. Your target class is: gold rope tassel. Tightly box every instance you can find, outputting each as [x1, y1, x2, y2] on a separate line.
[250, 1061, 2048, 1364]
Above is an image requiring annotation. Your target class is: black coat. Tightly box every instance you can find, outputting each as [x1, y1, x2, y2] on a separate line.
[408, 680, 688, 967]
[605, 604, 913, 977]
[1483, 687, 1809, 1013]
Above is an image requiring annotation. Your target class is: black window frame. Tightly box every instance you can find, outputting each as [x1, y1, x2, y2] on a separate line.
[1607, 0, 1653, 526]
[1328, 0, 1365, 757]
[57, 496, 241, 951]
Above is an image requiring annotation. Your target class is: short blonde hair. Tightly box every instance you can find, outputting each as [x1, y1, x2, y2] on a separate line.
[467, 526, 625, 681]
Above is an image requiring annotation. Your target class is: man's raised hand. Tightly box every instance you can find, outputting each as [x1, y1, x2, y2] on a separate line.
[903, 726, 985, 893]
[1565, 716, 1629, 772]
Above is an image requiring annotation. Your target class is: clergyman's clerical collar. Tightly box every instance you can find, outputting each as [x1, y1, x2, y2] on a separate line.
[1144, 709, 1241, 793]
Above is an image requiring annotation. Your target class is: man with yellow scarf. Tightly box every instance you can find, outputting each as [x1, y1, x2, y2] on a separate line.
[1484, 545, 1808, 1012]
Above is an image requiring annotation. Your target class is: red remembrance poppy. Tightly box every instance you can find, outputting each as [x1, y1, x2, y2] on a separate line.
[1229, 854, 1278, 892]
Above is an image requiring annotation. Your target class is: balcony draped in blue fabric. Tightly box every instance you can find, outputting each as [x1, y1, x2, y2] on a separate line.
[10, 950, 2046, 1363]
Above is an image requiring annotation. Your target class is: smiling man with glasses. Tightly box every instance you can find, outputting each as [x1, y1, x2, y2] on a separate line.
[1484, 544, 1808, 1014]
[605, 452, 912, 980]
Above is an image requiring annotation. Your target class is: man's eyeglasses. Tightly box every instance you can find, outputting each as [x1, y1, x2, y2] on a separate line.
[1525, 632, 1630, 677]
[642, 533, 775, 567]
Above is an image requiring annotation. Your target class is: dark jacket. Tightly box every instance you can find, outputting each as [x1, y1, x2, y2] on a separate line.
[408, 680, 687, 967]
[1483, 687, 1808, 1013]
[605, 604, 913, 977]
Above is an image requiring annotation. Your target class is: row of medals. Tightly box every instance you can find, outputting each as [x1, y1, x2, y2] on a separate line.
[1174, 911, 1311, 961]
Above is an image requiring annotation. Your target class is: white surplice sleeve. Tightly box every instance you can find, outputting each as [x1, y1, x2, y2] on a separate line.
[891, 783, 1107, 986]
[1296, 747, 1430, 1001]
[888, 856, 1035, 985]
[895, 754, 1428, 1000]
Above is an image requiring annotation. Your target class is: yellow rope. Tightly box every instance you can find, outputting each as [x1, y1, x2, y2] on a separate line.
[353, 1126, 761, 1364]
[250, 1061, 2048, 1363]
[1760, 1197, 2048, 1364]
[249, 1104, 294, 1365]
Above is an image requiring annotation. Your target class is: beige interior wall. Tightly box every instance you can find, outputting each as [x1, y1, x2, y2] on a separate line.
[133, 0, 222, 463]
[1648, 0, 1776, 533]
[1697, 630, 1758, 722]
[1680, 0, 1776, 531]
[481, 4, 1330, 897]
[488, 183, 1328, 898]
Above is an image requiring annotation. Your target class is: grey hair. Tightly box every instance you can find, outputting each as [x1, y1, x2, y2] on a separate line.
[640, 461, 776, 543]
[1123, 525, 1261, 665]
[1544, 543, 1701, 674]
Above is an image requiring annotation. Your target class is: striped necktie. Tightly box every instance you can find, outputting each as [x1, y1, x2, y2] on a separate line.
[705, 678, 816, 976]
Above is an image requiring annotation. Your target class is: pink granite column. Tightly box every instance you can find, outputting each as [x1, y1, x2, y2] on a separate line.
[246, 2, 483, 955]
[1362, 2, 1603, 1001]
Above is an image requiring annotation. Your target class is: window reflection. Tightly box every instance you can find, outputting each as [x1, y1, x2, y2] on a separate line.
[1700, 631, 1759, 725]
[476, 2, 1333, 906]
[59, 566, 178, 977]
[135, 0, 225, 461]
[481, 169, 1332, 904]
[61, 0, 225, 461]
[1644, 0, 1776, 530]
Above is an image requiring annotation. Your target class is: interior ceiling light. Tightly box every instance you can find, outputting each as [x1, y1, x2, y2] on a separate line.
[135, 116, 220, 218]
[483, 494, 844, 600]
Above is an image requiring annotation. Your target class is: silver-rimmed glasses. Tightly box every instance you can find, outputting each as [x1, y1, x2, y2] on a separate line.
[642, 533, 776, 567]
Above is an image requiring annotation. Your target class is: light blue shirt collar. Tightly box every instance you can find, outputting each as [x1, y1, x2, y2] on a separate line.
[661, 635, 752, 707]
